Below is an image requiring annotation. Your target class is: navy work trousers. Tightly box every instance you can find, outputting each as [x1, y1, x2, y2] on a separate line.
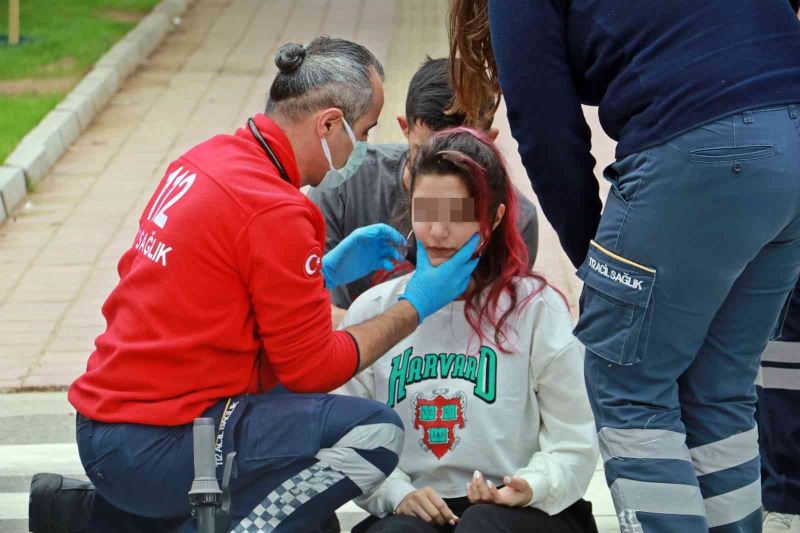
[76, 387, 403, 532]
[757, 280, 800, 514]
[575, 105, 800, 533]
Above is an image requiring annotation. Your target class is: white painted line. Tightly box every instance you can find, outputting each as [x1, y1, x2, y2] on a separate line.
[0, 392, 74, 417]
[0, 443, 83, 476]
[0, 492, 27, 520]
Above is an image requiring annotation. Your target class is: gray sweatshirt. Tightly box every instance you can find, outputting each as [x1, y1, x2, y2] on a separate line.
[336, 275, 598, 517]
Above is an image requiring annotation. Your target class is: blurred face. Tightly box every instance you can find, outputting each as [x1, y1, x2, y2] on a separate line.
[412, 173, 479, 266]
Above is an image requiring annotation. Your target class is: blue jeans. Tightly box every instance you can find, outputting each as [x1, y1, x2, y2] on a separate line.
[76, 387, 403, 532]
[575, 105, 800, 533]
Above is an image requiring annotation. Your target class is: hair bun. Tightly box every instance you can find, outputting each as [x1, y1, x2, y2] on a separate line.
[275, 43, 306, 74]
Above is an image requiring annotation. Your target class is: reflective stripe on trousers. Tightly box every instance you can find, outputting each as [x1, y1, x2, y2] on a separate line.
[598, 427, 761, 530]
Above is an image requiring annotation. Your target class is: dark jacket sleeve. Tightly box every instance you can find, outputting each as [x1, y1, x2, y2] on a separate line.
[488, 0, 602, 268]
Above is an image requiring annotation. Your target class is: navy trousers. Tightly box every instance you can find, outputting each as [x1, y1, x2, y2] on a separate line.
[575, 105, 800, 533]
[76, 387, 403, 532]
[757, 280, 800, 514]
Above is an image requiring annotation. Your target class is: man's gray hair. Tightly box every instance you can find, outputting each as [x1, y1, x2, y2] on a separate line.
[265, 36, 384, 124]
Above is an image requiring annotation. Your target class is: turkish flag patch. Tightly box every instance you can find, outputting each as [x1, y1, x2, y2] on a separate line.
[304, 247, 323, 278]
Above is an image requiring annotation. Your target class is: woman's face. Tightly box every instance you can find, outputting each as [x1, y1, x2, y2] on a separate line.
[412, 173, 480, 266]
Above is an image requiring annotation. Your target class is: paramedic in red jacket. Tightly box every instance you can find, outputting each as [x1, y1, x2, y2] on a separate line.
[67, 37, 480, 532]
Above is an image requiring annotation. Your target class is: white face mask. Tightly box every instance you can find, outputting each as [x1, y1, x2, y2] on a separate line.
[317, 116, 363, 189]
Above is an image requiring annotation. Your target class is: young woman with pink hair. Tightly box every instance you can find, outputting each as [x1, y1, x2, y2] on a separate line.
[338, 128, 599, 533]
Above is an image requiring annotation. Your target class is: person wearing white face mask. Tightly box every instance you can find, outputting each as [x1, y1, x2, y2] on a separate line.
[54, 37, 480, 532]
[317, 110, 369, 189]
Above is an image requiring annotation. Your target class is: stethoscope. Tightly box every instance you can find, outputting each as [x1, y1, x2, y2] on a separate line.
[248, 117, 292, 184]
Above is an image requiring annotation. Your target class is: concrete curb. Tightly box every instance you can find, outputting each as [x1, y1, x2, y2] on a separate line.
[0, 167, 27, 225]
[0, 0, 193, 222]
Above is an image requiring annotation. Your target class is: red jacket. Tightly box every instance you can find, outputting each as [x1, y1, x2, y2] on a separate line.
[68, 115, 359, 425]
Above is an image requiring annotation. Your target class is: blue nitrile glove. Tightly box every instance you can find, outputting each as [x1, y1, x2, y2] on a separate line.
[322, 224, 406, 289]
[400, 233, 480, 323]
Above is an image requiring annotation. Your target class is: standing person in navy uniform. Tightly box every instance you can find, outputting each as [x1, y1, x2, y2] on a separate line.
[448, 1, 800, 532]
[758, 6, 800, 532]
[67, 37, 480, 532]
[758, 282, 800, 533]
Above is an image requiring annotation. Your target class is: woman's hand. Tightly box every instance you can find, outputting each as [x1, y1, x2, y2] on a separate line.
[466, 470, 533, 508]
[395, 487, 459, 526]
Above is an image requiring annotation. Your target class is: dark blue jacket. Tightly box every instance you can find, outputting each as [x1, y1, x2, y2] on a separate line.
[489, 0, 800, 266]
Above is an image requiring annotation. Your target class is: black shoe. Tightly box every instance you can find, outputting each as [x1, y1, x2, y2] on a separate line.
[29, 473, 95, 532]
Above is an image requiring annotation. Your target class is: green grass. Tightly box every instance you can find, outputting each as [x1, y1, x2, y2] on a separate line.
[0, 0, 160, 161]
[0, 94, 62, 162]
[0, 0, 161, 79]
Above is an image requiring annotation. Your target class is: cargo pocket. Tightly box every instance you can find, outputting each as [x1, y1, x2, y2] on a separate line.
[573, 241, 656, 366]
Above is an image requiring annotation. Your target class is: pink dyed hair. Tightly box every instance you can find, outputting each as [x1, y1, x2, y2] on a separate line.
[410, 127, 567, 352]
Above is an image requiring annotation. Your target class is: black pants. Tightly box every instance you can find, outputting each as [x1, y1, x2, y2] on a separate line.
[351, 497, 597, 533]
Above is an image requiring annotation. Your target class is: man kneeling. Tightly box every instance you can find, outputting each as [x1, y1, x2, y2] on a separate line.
[64, 37, 479, 532]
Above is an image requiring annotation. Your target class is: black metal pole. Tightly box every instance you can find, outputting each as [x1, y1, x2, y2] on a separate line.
[189, 418, 222, 533]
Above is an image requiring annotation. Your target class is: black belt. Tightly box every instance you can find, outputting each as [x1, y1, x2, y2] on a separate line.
[76, 412, 91, 425]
